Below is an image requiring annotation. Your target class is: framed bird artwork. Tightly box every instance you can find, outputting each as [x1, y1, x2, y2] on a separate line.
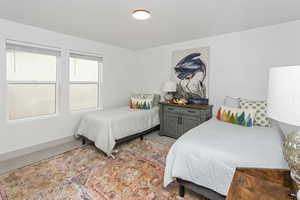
[171, 47, 209, 104]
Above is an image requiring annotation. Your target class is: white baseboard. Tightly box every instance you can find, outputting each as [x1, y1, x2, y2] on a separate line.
[0, 136, 76, 162]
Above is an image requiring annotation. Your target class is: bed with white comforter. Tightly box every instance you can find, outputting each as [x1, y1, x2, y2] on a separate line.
[76, 106, 159, 156]
[164, 118, 288, 196]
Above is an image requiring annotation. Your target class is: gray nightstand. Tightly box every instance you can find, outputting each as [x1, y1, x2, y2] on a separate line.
[159, 102, 213, 139]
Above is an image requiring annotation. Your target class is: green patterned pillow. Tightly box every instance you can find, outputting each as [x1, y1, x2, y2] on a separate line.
[240, 99, 270, 127]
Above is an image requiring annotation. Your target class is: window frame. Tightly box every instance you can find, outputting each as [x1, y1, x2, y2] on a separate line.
[69, 53, 103, 112]
[6, 43, 61, 121]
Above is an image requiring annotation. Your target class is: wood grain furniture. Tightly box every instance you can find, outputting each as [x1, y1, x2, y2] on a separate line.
[226, 168, 297, 200]
[178, 168, 297, 200]
[159, 102, 213, 138]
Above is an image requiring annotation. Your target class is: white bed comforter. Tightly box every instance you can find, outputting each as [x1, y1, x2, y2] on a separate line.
[76, 106, 159, 156]
[164, 118, 288, 195]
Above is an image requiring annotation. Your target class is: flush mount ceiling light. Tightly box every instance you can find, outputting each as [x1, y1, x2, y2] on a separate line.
[132, 9, 151, 20]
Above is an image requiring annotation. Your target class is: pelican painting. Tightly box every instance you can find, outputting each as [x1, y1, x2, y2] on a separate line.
[172, 47, 209, 101]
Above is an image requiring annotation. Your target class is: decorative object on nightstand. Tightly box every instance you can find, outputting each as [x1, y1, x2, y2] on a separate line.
[173, 98, 188, 105]
[162, 81, 177, 102]
[159, 102, 213, 138]
[188, 98, 209, 105]
[267, 66, 300, 199]
[227, 168, 297, 200]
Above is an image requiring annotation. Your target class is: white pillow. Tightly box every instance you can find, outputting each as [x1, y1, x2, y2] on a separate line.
[223, 96, 240, 108]
[240, 98, 270, 127]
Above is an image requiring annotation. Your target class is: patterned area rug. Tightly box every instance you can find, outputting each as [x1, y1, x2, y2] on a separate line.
[0, 139, 206, 200]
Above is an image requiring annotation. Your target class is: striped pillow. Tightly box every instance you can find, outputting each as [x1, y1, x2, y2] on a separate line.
[130, 94, 154, 110]
[216, 106, 256, 127]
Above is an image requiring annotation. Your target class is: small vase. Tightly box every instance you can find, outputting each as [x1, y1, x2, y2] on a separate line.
[165, 93, 173, 102]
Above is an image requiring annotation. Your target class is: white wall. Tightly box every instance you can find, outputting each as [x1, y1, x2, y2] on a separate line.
[0, 19, 138, 156]
[136, 20, 300, 114]
[1, 18, 300, 157]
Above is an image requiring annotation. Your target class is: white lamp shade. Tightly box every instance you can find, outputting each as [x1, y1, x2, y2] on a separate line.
[267, 66, 300, 126]
[163, 81, 177, 92]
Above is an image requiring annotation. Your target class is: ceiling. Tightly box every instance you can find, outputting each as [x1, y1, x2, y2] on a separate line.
[0, 0, 300, 50]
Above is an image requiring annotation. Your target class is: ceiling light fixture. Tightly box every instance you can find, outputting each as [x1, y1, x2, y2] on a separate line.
[132, 9, 151, 20]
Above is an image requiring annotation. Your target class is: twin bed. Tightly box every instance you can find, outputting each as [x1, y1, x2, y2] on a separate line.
[75, 105, 288, 199]
[164, 118, 288, 199]
[76, 106, 160, 157]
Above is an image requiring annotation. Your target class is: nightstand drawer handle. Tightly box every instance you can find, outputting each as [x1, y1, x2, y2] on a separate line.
[187, 110, 196, 113]
[167, 108, 174, 110]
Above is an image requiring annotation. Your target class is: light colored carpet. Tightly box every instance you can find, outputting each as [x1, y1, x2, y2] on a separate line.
[0, 140, 82, 174]
[0, 131, 173, 174]
[145, 131, 176, 146]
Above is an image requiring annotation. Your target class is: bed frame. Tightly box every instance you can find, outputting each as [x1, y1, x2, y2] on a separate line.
[81, 125, 160, 146]
[177, 178, 226, 200]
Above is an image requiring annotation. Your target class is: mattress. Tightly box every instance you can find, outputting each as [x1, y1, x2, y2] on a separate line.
[76, 106, 159, 156]
[164, 118, 288, 195]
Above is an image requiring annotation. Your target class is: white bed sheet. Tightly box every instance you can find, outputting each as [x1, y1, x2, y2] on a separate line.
[76, 106, 159, 156]
[164, 118, 288, 196]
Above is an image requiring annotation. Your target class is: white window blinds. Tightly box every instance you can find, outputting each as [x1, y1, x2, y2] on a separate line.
[6, 43, 60, 120]
[69, 52, 103, 111]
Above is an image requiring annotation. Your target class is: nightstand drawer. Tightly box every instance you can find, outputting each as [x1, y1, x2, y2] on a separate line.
[164, 105, 201, 117]
[182, 108, 201, 117]
[164, 105, 183, 114]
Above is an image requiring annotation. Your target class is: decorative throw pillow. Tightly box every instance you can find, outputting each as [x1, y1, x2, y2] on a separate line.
[216, 106, 256, 127]
[223, 96, 240, 108]
[240, 98, 270, 127]
[130, 94, 154, 110]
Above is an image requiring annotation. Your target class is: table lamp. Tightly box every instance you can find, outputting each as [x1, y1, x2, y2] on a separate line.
[163, 81, 177, 102]
[267, 66, 300, 199]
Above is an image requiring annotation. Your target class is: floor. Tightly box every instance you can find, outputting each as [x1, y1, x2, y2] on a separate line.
[0, 139, 83, 174]
[0, 131, 175, 174]
[0, 132, 205, 200]
[145, 131, 176, 146]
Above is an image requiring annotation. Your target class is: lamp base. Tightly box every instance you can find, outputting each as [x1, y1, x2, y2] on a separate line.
[289, 190, 300, 200]
[291, 170, 300, 184]
[283, 131, 300, 199]
[290, 170, 300, 200]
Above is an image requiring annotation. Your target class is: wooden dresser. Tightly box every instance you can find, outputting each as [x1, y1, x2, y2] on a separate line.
[226, 168, 297, 200]
[159, 102, 213, 139]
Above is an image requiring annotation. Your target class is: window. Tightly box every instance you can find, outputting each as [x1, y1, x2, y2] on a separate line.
[6, 43, 60, 120]
[69, 53, 102, 111]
